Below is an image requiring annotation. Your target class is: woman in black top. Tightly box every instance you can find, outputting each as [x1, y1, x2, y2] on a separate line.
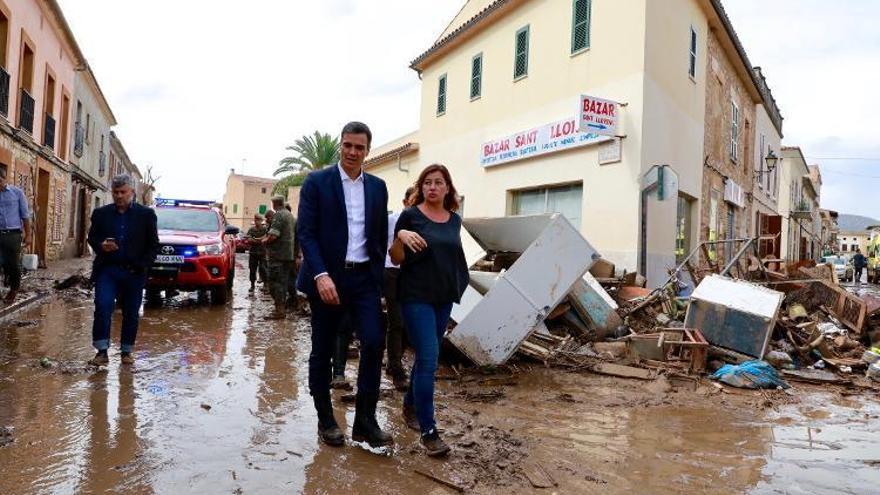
[389, 164, 468, 457]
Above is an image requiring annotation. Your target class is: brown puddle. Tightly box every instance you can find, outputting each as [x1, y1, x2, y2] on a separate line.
[0, 255, 878, 494]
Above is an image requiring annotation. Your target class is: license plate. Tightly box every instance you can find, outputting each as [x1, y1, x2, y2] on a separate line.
[155, 255, 184, 264]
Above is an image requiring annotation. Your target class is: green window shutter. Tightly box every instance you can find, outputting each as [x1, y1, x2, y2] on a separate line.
[514, 26, 529, 78]
[470, 54, 482, 99]
[258, 204, 267, 215]
[571, 0, 591, 53]
[233, 204, 238, 214]
[437, 74, 447, 115]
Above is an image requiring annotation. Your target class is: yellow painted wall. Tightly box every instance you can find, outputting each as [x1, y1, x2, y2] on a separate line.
[371, 0, 714, 286]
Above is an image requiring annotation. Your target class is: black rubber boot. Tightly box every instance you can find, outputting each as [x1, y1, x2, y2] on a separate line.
[313, 394, 344, 446]
[352, 393, 393, 447]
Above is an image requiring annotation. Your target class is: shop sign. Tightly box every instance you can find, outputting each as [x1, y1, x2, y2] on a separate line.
[577, 94, 620, 136]
[480, 117, 610, 167]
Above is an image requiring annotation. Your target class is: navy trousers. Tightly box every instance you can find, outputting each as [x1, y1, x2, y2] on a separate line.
[92, 265, 146, 353]
[308, 268, 384, 397]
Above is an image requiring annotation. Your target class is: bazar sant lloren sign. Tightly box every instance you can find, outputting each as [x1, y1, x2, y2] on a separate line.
[480, 117, 611, 167]
[480, 94, 621, 168]
[577, 94, 620, 136]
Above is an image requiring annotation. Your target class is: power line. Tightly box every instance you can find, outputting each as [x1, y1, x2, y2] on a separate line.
[821, 170, 880, 179]
[804, 157, 880, 161]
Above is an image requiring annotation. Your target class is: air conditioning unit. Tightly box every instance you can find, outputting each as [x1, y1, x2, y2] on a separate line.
[724, 179, 745, 208]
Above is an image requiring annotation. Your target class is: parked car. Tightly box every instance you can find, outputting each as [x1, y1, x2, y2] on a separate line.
[147, 201, 240, 304]
[235, 232, 250, 253]
[819, 255, 853, 282]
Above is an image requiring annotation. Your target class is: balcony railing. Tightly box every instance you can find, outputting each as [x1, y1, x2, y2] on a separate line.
[98, 150, 106, 176]
[73, 122, 84, 157]
[0, 67, 9, 117]
[43, 113, 55, 150]
[18, 88, 34, 134]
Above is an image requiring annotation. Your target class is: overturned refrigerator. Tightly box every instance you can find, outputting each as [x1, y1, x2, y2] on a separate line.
[448, 214, 603, 366]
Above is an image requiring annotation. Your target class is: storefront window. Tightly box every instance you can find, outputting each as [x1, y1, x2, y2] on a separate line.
[512, 183, 582, 228]
[676, 194, 693, 262]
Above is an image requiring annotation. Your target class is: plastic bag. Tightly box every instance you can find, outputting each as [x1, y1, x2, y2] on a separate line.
[711, 360, 790, 389]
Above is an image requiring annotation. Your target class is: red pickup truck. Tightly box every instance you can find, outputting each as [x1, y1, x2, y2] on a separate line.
[146, 202, 240, 304]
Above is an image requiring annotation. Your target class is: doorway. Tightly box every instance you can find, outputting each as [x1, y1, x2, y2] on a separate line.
[35, 168, 49, 266]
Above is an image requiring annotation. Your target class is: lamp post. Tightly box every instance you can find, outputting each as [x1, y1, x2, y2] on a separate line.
[755, 149, 778, 180]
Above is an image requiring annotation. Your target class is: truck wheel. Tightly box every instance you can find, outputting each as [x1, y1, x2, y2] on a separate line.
[210, 285, 229, 305]
[145, 288, 163, 306]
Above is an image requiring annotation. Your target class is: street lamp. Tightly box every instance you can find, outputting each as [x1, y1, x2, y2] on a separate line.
[755, 149, 778, 180]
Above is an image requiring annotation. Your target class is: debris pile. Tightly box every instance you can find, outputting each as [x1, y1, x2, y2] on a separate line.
[445, 215, 880, 396]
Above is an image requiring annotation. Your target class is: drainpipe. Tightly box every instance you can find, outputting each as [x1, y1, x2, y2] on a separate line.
[397, 152, 409, 173]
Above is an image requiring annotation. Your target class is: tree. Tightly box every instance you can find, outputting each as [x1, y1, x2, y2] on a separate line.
[272, 172, 307, 197]
[275, 131, 339, 176]
[140, 165, 160, 204]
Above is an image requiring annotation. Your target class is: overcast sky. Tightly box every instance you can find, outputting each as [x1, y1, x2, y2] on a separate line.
[57, 1, 879, 218]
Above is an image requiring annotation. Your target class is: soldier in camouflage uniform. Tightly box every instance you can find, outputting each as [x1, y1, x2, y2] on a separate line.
[262, 196, 297, 319]
[246, 214, 268, 292]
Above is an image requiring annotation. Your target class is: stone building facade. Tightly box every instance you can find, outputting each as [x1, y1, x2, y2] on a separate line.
[699, 28, 758, 265]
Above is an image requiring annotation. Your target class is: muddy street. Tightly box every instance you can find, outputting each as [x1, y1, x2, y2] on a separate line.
[0, 254, 878, 494]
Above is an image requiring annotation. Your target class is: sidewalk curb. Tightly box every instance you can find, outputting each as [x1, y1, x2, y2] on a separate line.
[0, 291, 52, 323]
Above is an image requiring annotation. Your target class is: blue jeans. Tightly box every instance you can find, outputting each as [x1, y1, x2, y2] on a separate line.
[401, 301, 453, 435]
[92, 265, 146, 353]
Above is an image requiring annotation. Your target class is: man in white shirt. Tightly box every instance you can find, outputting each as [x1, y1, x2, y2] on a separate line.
[296, 121, 391, 448]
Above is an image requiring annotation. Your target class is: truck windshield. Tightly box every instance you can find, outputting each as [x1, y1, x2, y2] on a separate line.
[156, 208, 219, 232]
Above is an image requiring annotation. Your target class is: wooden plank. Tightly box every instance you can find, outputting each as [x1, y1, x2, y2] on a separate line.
[414, 469, 465, 493]
[590, 362, 656, 380]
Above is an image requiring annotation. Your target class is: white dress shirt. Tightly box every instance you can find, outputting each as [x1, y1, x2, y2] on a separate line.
[339, 163, 369, 262]
[385, 211, 401, 268]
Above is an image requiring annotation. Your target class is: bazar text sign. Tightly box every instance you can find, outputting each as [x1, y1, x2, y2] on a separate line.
[480, 117, 610, 167]
[577, 94, 619, 136]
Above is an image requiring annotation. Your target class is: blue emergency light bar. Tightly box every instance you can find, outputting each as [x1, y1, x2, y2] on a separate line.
[155, 198, 217, 207]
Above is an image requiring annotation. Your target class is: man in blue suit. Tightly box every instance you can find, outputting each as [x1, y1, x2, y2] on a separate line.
[87, 174, 159, 366]
[296, 121, 391, 447]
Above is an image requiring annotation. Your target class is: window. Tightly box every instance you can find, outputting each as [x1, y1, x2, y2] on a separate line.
[514, 26, 529, 79]
[436, 73, 447, 115]
[571, 0, 591, 53]
[730, 100, 739, 161]
[676, 195, 693, 262]
[233, 204, 238, 214]
[842, 244, 848, 252]
[757, 134, 765, 189]
[58, 93, 69, 160]
[688, 27, 697, 78]
[261, 187, 266, 194]
[85, 113, 91, 143]
[511, 183, 582, 228]
[708, 190, 719, 261]
[470, 53, 482, 100]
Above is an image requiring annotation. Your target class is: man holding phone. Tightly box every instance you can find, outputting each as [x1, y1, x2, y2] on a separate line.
[86, 174, 159, 366]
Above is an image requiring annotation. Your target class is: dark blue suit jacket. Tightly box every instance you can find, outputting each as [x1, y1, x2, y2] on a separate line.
[296, 165, 388, 297]
[87, 202, 159, 275]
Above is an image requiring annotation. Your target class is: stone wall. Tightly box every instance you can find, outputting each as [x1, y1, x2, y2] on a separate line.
[699, 30, 757, 264]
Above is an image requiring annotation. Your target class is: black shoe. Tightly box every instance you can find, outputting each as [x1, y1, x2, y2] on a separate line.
[313, 394, 344, 446]
[391, 372, 409, 392]
[352, 393, 393, 447]
[402, 403, 420, 432]
[88, 350, 109, 366]
[421, 429, 450, 457]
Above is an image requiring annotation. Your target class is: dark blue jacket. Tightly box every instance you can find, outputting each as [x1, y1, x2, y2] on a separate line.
[87, 202, 159, 275]
[296, 165, 388, 297]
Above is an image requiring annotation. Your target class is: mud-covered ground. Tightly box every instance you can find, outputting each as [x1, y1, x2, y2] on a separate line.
[1, 254, 878, 494]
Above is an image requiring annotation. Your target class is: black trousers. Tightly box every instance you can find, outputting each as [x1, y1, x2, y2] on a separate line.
[0, 231, 23, 291]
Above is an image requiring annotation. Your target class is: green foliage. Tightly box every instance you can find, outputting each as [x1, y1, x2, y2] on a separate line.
[273, 172, 306, 196]
[275, 131, 339, 176]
